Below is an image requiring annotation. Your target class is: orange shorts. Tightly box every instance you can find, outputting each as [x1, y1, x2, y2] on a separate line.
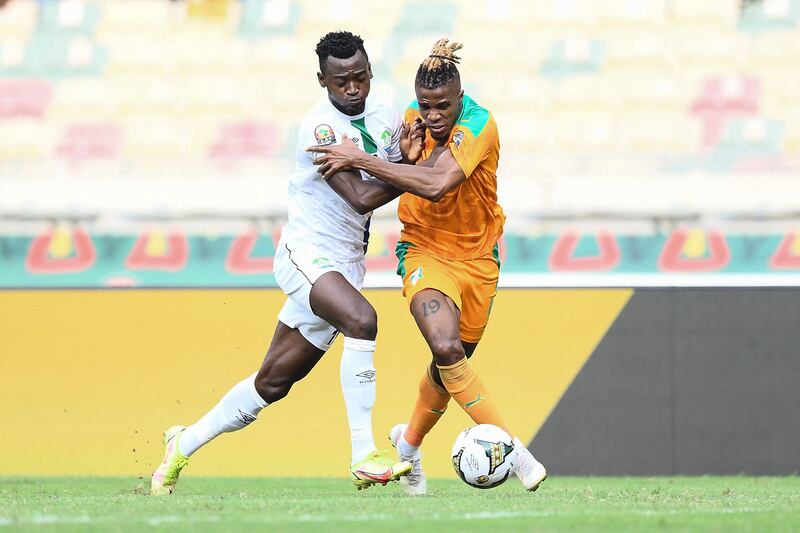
[395, 242, 499, 343]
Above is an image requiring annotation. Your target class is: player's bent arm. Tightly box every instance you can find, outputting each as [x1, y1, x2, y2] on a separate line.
[326, 170, 402, 215]
[347, 148, 465, 202]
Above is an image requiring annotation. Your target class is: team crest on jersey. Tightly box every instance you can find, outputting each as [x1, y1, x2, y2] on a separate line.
[452, 130, 465, 147]
[314, 124, 336, 146]
[410, 266, 424, 286]
[381, 128, 392, 148]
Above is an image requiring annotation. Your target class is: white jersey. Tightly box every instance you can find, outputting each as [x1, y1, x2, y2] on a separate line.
[281, 93, 403, 262]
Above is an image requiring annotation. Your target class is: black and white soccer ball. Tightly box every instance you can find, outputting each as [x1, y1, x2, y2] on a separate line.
[451, 424, 518, 489]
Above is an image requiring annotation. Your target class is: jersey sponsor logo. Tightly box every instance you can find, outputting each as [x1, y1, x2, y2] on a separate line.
[314, 124, 336, 146]
[381, 128, 392, 148]
[452, 130, 465, 147]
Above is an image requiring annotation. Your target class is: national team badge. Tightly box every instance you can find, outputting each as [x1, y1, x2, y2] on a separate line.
[381, 128, 392, 148]
[452, 130, 465, 147]
[410, 266, 424, 286]
[314, 124, 336, 146]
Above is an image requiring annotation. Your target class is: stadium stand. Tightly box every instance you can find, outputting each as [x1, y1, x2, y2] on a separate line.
[1, 0, 799, 221]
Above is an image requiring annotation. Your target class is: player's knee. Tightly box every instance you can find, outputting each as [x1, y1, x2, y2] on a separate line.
[429, 337, 465, 366]
[341, 304, 378, 340]
[254, 373, 293, 404]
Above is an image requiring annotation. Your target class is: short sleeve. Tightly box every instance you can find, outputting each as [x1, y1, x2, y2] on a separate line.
[385, 109, 403, 163]
[404, 106, 422, 123]
[298, 119, 340, 167]
[448, 118, 497, 178]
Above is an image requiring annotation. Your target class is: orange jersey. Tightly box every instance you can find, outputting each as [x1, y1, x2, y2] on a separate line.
[398, 95, 505, 260]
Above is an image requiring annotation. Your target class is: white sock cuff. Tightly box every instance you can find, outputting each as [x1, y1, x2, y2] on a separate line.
[343, 337, 376, 352]
[247, 373, 269, 408]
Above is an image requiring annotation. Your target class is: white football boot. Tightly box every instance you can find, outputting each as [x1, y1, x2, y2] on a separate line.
[512, 437, 547, 491]
[389, 424, 427, 496]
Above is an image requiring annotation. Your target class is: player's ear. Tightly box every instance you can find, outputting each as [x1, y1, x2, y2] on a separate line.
[317, 71, 326, 88]
[368, 62, 373, 79]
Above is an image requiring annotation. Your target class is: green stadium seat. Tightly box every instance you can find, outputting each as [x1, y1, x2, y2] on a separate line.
[739, 0, 800, 33]
[36, 0, 100, 36]
[238, 0, 301, 39]
[539, 38, 605, 80]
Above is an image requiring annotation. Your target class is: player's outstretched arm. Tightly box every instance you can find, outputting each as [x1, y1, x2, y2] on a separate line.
[309, 137, 465, 202]
[325, 169, 402, 215]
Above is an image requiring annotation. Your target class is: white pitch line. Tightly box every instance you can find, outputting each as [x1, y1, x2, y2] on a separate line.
[0, 507, 781, 527]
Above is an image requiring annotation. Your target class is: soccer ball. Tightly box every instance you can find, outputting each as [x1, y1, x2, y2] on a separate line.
[451, 424, 518, 489]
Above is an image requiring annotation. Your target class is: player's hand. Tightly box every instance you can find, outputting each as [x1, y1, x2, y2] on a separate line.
[400, 118, 425, 164]
[307, 135, 362, 180]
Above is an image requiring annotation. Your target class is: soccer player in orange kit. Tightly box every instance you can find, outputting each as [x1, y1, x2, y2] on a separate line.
[309, 38, 547, 496]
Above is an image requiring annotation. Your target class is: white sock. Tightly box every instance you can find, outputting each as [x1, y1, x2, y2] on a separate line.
[398, 430, 420, 459]
[340, 337, 377, 464]
[178, 372, 268, 457]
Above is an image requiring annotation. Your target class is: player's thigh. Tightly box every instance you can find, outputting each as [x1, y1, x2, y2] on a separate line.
[457, 256, 499, 344]
[277, 296, 340, 352]
[309, 270, 376, 338]
[410, 288, 465, 365]
[274, 242, 370, 345]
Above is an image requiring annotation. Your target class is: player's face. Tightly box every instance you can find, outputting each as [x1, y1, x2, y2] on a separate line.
[318, 50, 371, 116]
[415, 80, 464, 142]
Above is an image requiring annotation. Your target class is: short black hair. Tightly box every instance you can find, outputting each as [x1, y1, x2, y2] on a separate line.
[315, 31, 367, 73]
[415, 38, 462, 90]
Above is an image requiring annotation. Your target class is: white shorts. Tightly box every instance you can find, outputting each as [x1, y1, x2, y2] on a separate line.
[273, 240, 366, 351]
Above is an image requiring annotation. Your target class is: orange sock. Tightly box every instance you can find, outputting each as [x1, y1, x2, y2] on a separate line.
[437, 357, 509, 434]
[404, 367, 450, 446]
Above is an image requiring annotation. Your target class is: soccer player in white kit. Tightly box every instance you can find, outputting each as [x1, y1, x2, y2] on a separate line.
[151, 31, 413, 494]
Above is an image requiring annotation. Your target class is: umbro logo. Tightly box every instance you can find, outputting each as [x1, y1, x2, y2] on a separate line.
[356, 369, 376, 383]
[237, 409, 257, 425]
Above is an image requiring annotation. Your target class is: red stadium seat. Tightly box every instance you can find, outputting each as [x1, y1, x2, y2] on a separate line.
[690, 77, 761, 148]
[0, 79, 53, 119]
[55, 123, 122, 164]
[209, 121, 279, 162]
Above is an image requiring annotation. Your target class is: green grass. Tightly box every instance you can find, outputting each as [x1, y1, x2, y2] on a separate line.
[1, 477, 799, 532]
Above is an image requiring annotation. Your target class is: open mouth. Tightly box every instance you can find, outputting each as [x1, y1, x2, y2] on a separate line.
[428, 124, 448, 135]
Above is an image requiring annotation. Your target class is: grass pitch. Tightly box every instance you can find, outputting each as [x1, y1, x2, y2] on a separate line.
[1, 476, 798, 532]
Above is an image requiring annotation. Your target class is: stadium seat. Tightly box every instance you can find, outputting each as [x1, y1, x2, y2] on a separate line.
[55, 123, 122, 165]
[97, 0, 174, 35]
[238, 0, 301, 39]
[690, 76, 761, 147]
[25, 34, 107, 78]
[525, 0, 595, 28]
[0, 0, 37, 38]
[670, 0, 740, 27]
[539, 38, 605, 80]
[0, 38, 29, 77]
[208, 121, 280, 163]
[377, 2, 456, 78]
[594, 0, 667, 27]
[36, 0, 100, 36]
[739, 0, 800, 33]
[186, 0, 231, 21]
[0, 120, 47, 160]
[0, 79, 53, 119]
